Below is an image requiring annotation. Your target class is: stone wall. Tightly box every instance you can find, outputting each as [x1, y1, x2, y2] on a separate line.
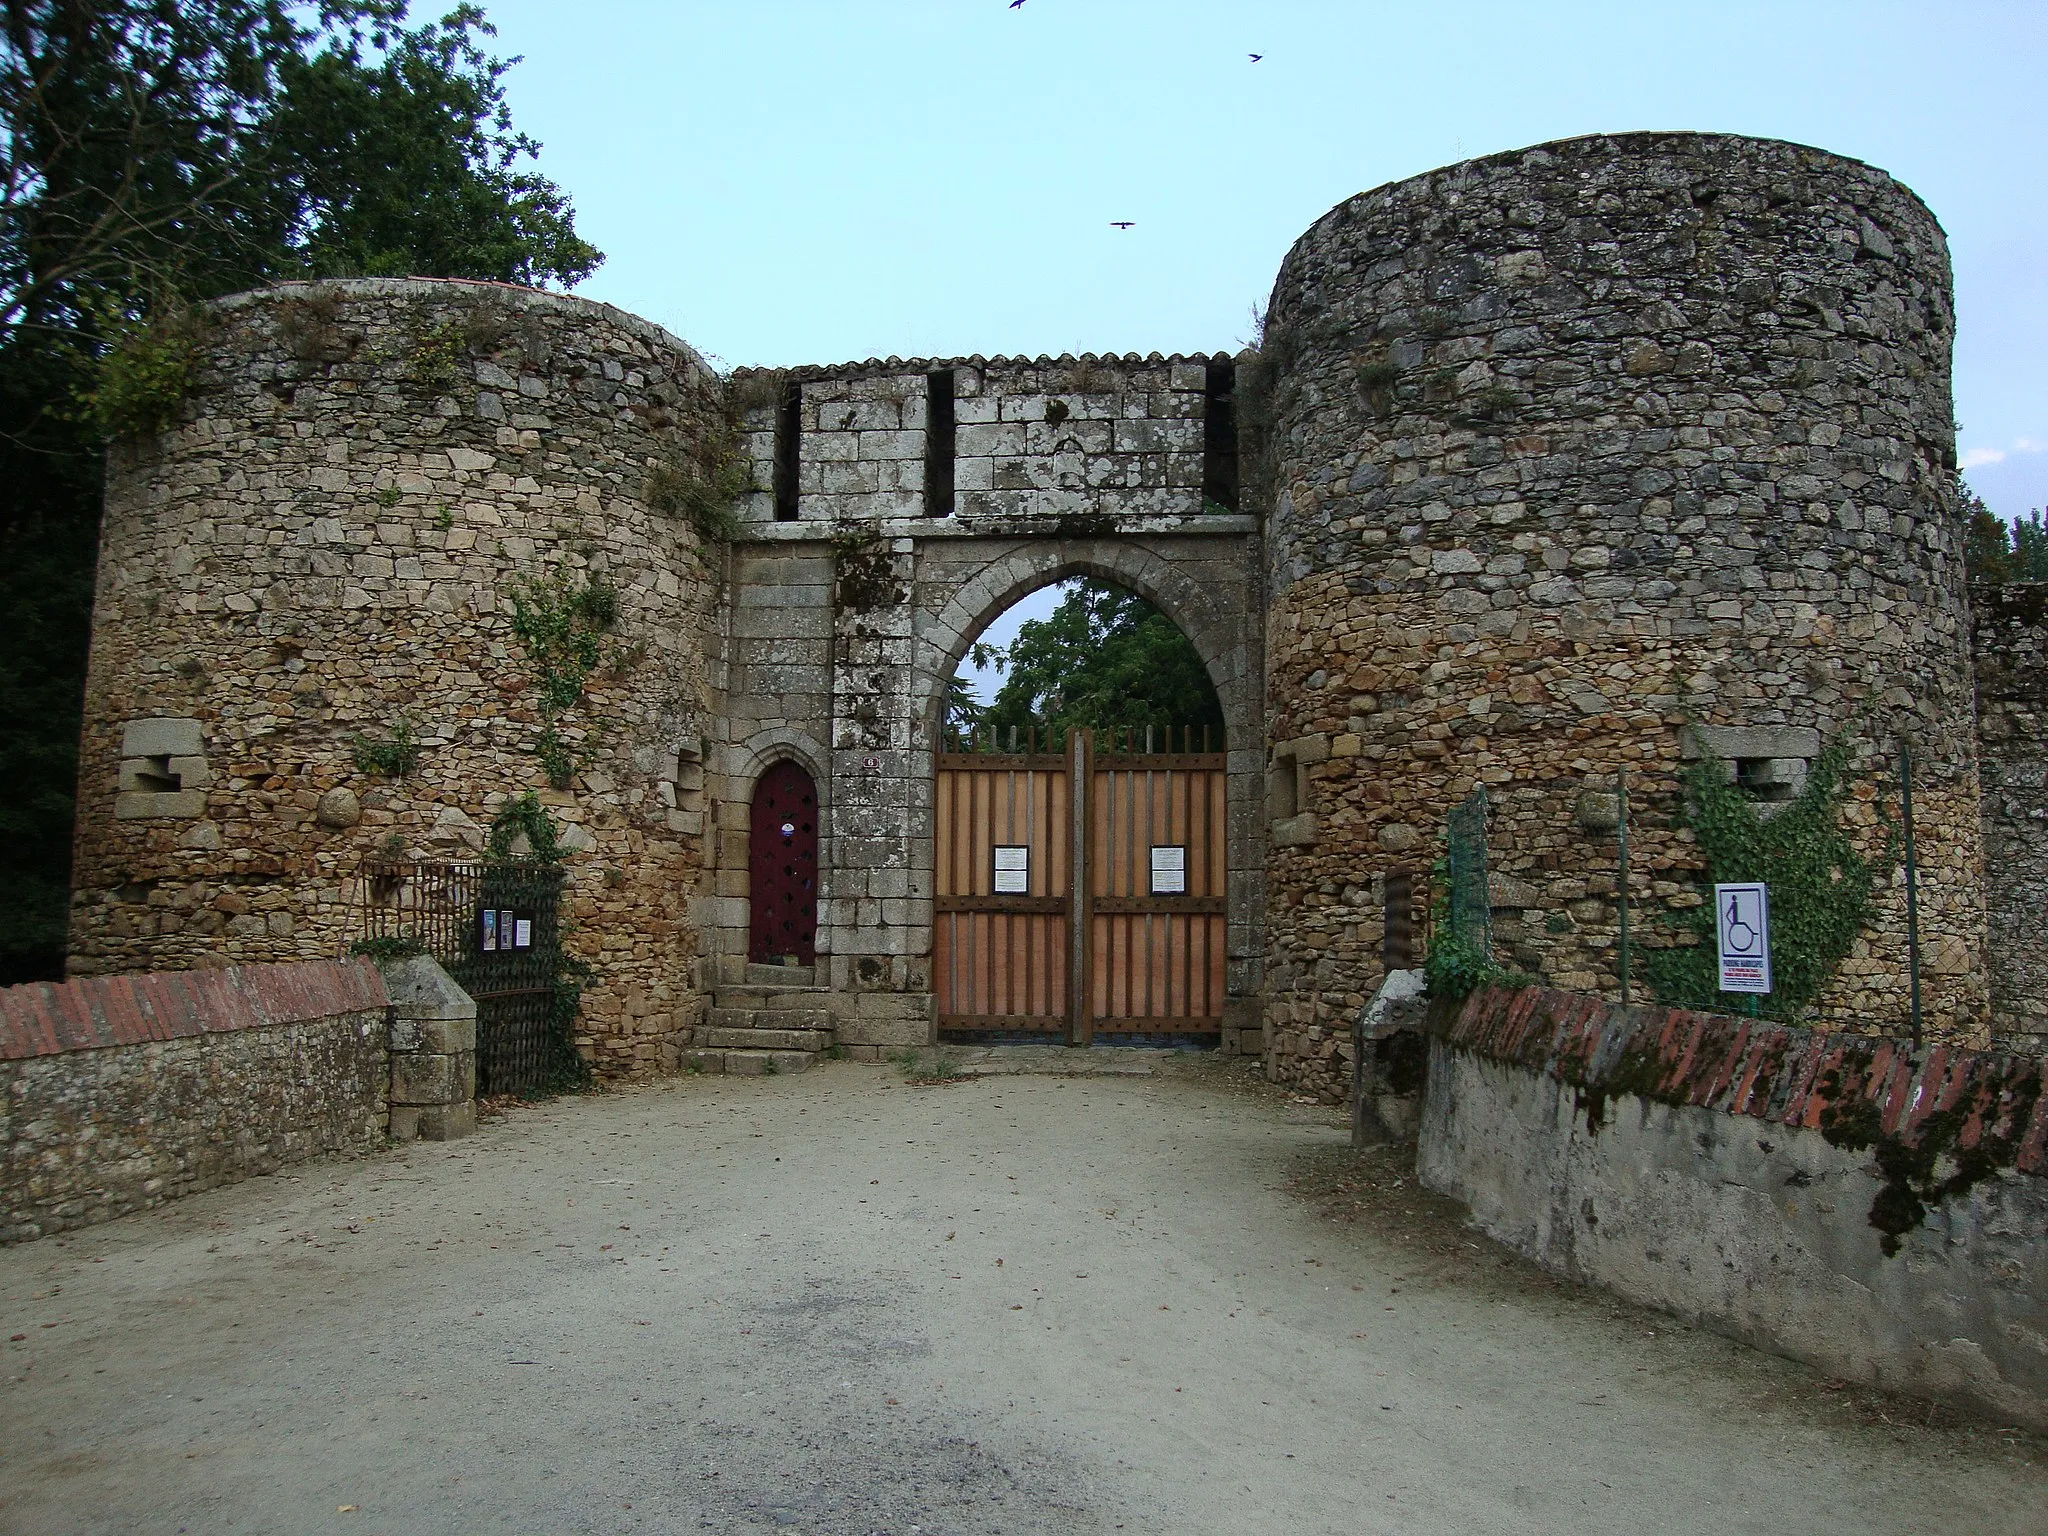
[1975, 582, 2048, 1052]
[700, 348, 1264, 1047]
[734, 354, 1221, 527]
[1, 960, 391, 1241]
[1419, 985, 2048, 1431]
[1259, 133, 1982, 1099]
[70, 278, 723, 1074]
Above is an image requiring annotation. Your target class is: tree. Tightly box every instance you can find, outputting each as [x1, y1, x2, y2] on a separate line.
[965, 580, 1224, 749]
[1962, 479, 2048, 584]
[0, 1, 602, 982]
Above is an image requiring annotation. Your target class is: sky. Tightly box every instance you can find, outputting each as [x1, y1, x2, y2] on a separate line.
[474, 0, 2048, 692]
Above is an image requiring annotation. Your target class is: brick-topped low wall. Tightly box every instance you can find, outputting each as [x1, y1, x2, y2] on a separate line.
[1419, 986, 2048, 1429]
[2, 960, 392, 1242]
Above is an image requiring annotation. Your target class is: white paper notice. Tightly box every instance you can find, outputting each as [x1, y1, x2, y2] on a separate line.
[514, 918, 533, 949]
[992, 846, 1030, 894]
[1150, 845, 1187, 895]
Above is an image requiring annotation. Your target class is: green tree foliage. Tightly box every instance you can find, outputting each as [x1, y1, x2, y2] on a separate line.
[0, 1, 601, 982]
[1962, 480, 2048, 584]
[262, 6, 601, 286]
[1643, 739, 1895, 1024]
[961, 580, 1224, 748]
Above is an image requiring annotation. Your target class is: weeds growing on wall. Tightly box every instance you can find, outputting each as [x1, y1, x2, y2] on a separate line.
[507, 568, 618, 788]
[350, 717, 421, 778]
[1644, 736, 1894, 1023]
[77, 306, 208, 440]
[406, 316, 469, 393]
[348, 933, 426, 960]
[644, 387, 752, 545]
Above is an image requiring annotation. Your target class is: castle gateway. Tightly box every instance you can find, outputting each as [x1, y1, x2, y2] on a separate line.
[69, 133, 2045, 1092]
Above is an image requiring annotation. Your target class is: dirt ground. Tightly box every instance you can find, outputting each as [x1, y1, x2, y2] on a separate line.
[2, 1055, 2043, 1535]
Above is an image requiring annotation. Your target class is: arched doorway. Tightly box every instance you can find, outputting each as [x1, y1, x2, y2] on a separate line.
[932, 577, 1229, 1047]
[749, 761, 819, 965]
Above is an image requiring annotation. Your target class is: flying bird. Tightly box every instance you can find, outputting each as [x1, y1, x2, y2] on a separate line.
[1249, 53, 1263, 61]
[1111, 221, 1134, 229]
[1010, 1, 1025, 8]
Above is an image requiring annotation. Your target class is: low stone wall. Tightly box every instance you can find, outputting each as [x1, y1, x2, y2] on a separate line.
[1419, 986, 2048, 1430]
[1, 960, 391, 1242]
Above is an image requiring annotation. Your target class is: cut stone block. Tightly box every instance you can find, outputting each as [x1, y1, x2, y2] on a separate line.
[121, 717, 203, 758]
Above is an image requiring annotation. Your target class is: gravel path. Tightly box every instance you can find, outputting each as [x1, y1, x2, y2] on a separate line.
[3, 1059, 2042, 1534]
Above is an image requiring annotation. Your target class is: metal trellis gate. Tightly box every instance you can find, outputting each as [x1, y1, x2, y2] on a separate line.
[354, 859, 575, 1096]
[1444, 787, 1492, 960]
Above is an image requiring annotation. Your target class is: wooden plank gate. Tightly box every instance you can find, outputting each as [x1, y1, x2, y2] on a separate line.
[935, 727, 1226, 1046]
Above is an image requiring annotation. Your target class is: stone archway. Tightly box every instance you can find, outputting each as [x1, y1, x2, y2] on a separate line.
[907, 532, 1264, 1052]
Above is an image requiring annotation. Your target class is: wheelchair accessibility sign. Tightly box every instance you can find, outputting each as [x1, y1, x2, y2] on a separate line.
[1715, 882, 1771, 994]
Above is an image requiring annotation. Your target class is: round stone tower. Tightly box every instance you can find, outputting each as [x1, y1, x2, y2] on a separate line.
[70, 278, 725, 1073]
[1258, 132, 1982, 1095]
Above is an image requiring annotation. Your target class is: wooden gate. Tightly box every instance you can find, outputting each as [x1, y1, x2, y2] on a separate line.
[935, 728, 1226, 1046]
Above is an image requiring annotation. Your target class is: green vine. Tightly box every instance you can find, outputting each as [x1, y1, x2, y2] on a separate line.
[507, 567, 619, 788]
[541, 951, 597, 1094]
[78, 306, 207, 440]
[486, 790, 564, 864]
[1643, 735, 1895, 1023]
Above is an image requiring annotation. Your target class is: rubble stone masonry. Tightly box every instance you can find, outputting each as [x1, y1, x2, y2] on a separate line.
[70, 280, 723, 1074]
[1975, 582, 2048, 1052]
[1, 960, 389, 1241]
[1260, 133, 1983, 1097]
[66, 134, 2029, 1088]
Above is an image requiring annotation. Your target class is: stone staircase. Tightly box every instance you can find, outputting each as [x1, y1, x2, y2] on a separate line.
[687, 963, 833, 1076]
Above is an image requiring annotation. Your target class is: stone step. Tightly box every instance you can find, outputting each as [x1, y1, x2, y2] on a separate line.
[711, 987, 829, 1012]
[723, 1048, 814, 1077]
[699, 1026, 833, 1052]
[708, 1003, 827, 1028]
[745, 962, 815, 987]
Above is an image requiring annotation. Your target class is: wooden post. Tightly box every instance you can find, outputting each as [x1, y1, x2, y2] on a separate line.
[1068, 727, 1093, 1047]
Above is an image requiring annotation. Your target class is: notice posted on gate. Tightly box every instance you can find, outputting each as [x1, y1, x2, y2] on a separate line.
[992, 846, 1029, 894]
[1714, 882, 1771, 994]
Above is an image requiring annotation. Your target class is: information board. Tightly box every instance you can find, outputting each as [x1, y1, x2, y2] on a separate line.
[1715, 882, 1771, 994]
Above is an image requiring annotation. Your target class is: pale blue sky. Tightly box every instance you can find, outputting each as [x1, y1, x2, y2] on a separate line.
[476, 0, 2047, 695]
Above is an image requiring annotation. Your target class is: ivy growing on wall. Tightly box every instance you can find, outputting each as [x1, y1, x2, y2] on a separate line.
[486, 790, 563, 863]
[507, 568, 619, 789]
[1644, 736, 1895, 1023]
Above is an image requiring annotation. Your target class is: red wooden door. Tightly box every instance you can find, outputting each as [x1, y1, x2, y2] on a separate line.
[749, 761, 819, 964]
